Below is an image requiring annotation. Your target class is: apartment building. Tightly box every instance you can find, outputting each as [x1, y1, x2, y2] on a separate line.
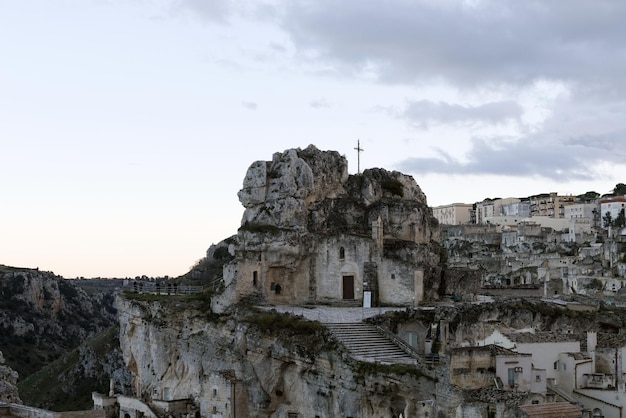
[500, 200, 531, 217]
[431, 203, 473, 225]
[475, 197, 520, 224]
[529, 192, 576, 218]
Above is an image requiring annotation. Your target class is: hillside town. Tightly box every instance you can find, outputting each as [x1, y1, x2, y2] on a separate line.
[432, 187, 626, 296]
[89, 148, 626, 418]
[427, 185, 626, 417]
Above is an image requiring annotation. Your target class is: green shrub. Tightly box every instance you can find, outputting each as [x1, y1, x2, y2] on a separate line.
[248, 311, 323, 335]
[381, 179, 404, 197]
[239, 223, 281, 234]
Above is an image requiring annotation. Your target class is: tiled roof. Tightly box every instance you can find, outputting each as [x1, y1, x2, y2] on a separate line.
[506, 332, 580, 344]
[451, 344, 528, 356]
[562, 352, 591, 361]
[519, 402, 581, 418]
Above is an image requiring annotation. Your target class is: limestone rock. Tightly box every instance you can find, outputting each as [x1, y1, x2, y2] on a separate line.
[224, 145, 442, 307]
[0, 267, 117, 380]
[0, 350, 21, 403]
[118, 297, 436, 417]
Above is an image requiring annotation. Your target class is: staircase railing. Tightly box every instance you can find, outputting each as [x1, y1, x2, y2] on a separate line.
[374, 325, 421, 362]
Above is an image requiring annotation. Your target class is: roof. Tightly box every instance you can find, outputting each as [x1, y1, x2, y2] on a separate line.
[562, 352, 591, 361]
[451, 344, 527, 357]
[506, 332, 580, 344]
[519, 403, 581, 418]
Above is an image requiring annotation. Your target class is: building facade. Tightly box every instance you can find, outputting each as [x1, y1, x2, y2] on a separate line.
[431, 203, 473, 225]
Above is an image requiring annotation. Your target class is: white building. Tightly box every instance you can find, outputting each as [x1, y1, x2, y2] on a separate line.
[475, 198, 521, 224]
[600, 196, 626, 227]
[431, 203, 473, 225]
[500, 200, 531, 217]
[564, 202, 598, 221]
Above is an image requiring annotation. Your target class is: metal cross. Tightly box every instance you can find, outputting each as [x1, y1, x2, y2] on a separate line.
[354, 139, 364, 174]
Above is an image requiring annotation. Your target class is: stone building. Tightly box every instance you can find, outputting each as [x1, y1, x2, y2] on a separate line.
[212, 146, 441, 312]
[449, 344, 543, 394]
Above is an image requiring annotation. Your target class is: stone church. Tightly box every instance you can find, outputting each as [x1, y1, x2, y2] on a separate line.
[212, 145, 441, 312]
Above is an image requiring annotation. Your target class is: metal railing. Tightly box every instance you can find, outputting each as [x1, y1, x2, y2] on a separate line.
[125, 281, 204, 295]
[375, 325, 422, 362]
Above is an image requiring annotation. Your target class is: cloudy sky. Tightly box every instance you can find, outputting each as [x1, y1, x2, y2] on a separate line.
[2, 0, 625, 278]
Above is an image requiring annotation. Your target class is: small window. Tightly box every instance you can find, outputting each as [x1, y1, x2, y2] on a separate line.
[275, 284, 282, 295]
[405, 332, 417, 348]
[253, 271, 258, 287]
[532, 400, 539, 405]
[536, 375, 541, 382]
[391, 274, 396, 280]
[508, 368, 515, 386]
[339, 247, 345, 260]
[213, 388, 218, 398]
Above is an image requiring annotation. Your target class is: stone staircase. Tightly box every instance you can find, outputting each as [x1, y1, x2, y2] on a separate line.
[324, 322, 418, 364]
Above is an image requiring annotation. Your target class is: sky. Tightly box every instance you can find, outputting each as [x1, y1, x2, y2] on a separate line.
[2, 0, 626, 278]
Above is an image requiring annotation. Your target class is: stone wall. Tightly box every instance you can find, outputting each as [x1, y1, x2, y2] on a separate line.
[450, 348, 496, 388]
[1, 404, 105, 418]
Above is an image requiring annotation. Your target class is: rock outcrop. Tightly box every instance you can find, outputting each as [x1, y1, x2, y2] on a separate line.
[238, 145, 435, 238]
[118, 296, 437, 417]
[0, 350, 21, 403]
[215, 145, 442, 310]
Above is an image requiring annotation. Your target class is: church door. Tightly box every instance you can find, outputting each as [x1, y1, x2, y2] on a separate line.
[342, 275, 355, 300]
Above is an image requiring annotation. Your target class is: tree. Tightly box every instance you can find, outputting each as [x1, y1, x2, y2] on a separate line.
[576, 191, 600, 202]
[616, 208, 626, 228]
[603, 211, 613, 228]
[614, 183, 626, 195]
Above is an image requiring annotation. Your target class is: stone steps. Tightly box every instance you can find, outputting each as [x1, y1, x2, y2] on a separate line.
[330, 300, 362, 308]
[324, 322, 417, 365]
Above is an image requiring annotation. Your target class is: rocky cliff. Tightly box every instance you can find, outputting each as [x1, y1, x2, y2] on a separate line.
[118, 294, 438, 417]
[238, 145, 436, 239]
[0, 350, 20, 403]
[0, 266, 117, 378]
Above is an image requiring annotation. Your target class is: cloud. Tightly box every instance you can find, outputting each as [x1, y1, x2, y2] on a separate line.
[397, 133, 626, 180]
[278, 0, 626, 93]
[242, 101, 258, 110]
[401, 100, 522, 127]
[310, 99, 331, 109]
[172, 0, 233, 23]
[174, 0, 626, 183]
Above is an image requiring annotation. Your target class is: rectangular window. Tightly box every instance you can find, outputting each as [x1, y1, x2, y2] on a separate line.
[405, 332, 417, 348]
[508, 368, 515, 386]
